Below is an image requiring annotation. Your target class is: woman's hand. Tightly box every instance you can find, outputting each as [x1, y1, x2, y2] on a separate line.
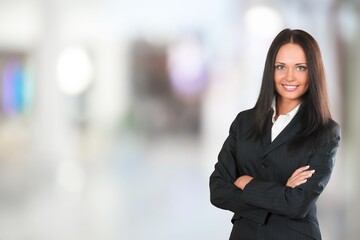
[286, 165, 315, 188]
[234, 175, 254, 190]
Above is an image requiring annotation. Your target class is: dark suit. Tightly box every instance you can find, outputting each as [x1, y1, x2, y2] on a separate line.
[209, 108, 340, 240]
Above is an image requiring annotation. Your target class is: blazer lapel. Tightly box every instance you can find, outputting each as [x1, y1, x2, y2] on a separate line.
[262, 113, 302, 158]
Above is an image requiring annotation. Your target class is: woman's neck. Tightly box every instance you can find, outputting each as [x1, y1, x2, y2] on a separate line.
[276, 98, 301, 115]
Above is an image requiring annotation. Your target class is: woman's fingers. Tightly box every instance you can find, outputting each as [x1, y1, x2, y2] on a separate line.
[289, 165, 310, 177]
[290, 169, 315, 181]
[289, 170, 315, 184]
[286, 166, 315, 188]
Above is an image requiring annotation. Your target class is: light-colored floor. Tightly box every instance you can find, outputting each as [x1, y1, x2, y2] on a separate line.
[0, 129, 346, 239]
[0, 132, 232, 240]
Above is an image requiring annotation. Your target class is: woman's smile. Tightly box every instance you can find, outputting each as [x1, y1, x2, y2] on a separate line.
[282, 84, 299, 91]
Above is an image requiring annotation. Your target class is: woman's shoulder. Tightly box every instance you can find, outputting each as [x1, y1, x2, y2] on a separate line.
[324, 118, 340, 136]
[235, 108, 256, 121]
[230, 108, 256, 136]
[315, 118, 341, 145]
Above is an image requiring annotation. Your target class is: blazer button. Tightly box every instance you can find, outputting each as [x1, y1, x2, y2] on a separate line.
[261, 161, 269, 168]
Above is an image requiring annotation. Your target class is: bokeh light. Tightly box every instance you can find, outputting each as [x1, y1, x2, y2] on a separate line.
[56, 46, 93, 95]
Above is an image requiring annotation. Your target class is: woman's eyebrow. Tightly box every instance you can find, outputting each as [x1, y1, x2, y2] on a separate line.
[275, 62, 307, 65]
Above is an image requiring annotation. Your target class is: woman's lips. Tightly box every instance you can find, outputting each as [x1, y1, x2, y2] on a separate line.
[282, 84, 298, 91]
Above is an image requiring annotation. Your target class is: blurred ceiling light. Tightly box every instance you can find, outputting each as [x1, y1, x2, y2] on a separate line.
[57, 46, 93, 95]
[57, 160, 85, 193]
[244, 6, 282, 38]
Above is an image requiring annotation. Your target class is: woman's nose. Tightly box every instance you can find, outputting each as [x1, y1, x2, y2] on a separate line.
[286, 68, 295, 81]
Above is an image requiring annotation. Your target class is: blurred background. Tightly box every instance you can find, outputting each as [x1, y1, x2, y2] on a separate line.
[0, 0, 358, 239]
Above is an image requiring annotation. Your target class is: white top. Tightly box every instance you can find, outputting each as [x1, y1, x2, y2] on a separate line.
[271, 99, 301, 142]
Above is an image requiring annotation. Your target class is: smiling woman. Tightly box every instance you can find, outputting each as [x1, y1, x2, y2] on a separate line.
[209, 29, 340, 240]
[274, 43, 309, 115]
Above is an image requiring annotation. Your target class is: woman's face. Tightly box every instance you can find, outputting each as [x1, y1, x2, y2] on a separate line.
[274, 43, 309, 106]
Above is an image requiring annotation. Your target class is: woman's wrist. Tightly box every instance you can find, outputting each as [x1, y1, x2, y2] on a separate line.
[234, 175, 254, 190]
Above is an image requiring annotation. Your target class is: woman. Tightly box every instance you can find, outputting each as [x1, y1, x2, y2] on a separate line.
[209, 29, 340, 240]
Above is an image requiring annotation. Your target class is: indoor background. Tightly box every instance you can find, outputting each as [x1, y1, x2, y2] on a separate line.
[0, 0, 359, 239]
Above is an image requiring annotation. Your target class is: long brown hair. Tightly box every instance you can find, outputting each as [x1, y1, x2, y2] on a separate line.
[251, 28, 331, 141]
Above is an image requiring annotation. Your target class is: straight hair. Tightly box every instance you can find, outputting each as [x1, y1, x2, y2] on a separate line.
[250, 29, 331, 145]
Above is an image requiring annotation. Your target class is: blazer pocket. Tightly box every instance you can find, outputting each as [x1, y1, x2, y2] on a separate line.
[287, 217, 321, 240]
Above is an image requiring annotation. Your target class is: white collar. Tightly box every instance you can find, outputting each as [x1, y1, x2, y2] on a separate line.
[271, 98, 301, 123]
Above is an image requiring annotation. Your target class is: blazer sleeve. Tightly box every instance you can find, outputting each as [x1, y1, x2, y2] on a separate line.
[240, 122, 340, 219]
[209, 113, 269, 224]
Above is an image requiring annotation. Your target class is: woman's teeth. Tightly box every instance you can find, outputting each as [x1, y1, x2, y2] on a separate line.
[283, 84, 298, 91]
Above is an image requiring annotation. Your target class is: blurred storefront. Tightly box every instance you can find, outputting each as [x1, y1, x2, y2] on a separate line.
[0, 0, 359, 239]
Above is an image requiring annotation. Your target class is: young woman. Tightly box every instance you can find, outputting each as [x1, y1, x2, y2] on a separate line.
[209, 29, 340, 240]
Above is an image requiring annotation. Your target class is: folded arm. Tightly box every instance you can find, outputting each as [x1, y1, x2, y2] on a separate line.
[238, 125, 340, 219]
[209, 113, 269, 223]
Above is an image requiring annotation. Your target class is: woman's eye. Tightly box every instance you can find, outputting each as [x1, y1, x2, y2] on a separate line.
[275, 65, 285, 70]
[296, 66, 307, 71]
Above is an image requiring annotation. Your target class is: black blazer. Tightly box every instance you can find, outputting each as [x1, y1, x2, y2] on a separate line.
[209, 108, 340, 240]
